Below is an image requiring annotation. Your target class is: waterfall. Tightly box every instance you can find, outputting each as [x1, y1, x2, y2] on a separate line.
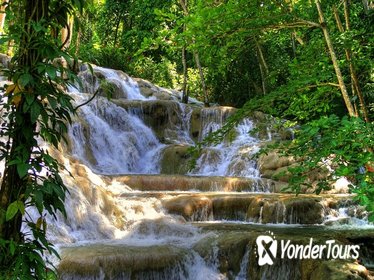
[69, 96, 165, 174]
[190, 116, 260, 177]
[5, 64, 369, 279]
[235, 245, 251, 280]
[69, 66, 261, 178]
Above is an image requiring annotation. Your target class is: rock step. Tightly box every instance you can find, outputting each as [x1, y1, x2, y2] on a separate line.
[106, 174, 340, 193]
[114, 191, 366, 226]
[157, 193, 365, 225]
[58, 244, 189, 280]
[193, 229, 373, 280]
[57, 228, 373, 280]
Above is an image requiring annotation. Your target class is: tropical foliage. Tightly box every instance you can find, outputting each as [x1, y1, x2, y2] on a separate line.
[0, 0, 83, 278]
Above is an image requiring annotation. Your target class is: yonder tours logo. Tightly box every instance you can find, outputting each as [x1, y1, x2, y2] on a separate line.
[256, 232, 360, 266]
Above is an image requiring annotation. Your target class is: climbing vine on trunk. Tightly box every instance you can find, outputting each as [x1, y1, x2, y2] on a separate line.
[0, 0, 83, 278]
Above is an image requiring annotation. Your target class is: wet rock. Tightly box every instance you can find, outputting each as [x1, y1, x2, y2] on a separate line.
[212, 196, 253, 221]
[193, 233, 253, 279]
[257, 151, 295, 176]
[249, 111, 295, 141]
[113, 174, 275, 192]
[284, 197, 324, 224]
[160, 192, 349, 225]
[246, 195, 326, 224]
[162, 195, 213, 221]
[0, 53, 11, 68]
[191, 148, 222, 171]
[160, 145, 192, 175]
[114, 99, 190, 143]
[190, 108, 202, 141]
[58, 244, 188, 280]
[135, 78, 175, 100]
[198, 106, 236, 141]
[257, 149, 336, 193]
[130, 217, 197, 237]
[301, 259, 369, 280]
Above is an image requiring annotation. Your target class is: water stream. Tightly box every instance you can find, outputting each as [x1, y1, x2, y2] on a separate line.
[15, 66, 374, 279]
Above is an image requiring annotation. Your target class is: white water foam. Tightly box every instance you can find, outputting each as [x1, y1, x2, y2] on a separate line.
[191, 117, 260, 178]
[69, 96, 165, 174]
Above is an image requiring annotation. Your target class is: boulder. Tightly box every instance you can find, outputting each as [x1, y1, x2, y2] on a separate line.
[160, 145, 192, 175]
[135, 78, 175, 100]
[162, 195, 213, 221]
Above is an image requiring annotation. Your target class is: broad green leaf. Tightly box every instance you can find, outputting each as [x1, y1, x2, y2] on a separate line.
[30, 102, 41, 123]
[46, 66, 57, 79]
[6, 201, 24, 221]
[9, 240, 16, 255]
[19, 73, 33, 88]
[17, 163, 29, 178]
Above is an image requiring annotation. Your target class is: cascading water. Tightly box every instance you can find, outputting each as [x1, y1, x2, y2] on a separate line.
[69, 66, 261, 178]
[190, 113, 260, 177]
[10, 65, 371, 279]
[78, 66, 148, 100]
[68, 96, 165, 174]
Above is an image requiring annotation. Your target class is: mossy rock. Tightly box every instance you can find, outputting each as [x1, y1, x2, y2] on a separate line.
[190, 107, 202, 141]
[160, 145, 192, 174]
[58, 244, 188, 279]
[114, 99, 188, 143]
[212, 196, 253, 221]
[301, 259, 369, 280]
[193, 232, 254, 278]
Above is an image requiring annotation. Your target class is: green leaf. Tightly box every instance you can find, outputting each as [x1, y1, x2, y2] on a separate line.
[6, 201, 24, 221]
[47, 96, 57, 110]
[46, 66, 57, 79]
[17, 163, 29, 178]
[34, 190, 44, 213]
[30, 102, 40, 123]
[43, 181, 53, 194]
[25, 94, 35, 106]
[19, 73, 33, 88]
[9, 240, 16, 255]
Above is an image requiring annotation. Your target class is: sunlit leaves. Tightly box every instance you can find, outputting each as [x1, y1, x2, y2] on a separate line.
[281, 115, 374, 219]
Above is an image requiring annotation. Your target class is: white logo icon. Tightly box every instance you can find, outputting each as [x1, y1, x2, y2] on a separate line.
[256, 232, 277, 266]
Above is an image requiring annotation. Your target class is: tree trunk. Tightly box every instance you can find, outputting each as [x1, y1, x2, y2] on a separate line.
[0, 0, 8, 34]
[362, 0, 374, 13]
[5, 0, 13, 56]
[254, 38, 268, 95]
[181, 44, 189, 103]
[180, 0, 209, 106]
[0, 0, 45, 243]
[75, 23, 81, 55]
[315, 0, 356, 117]
[193, 50, 209, 106]
[333, 3, 370, 122]
[180, 0, 189, 104]
[291, 32, 297, 58]
[113, 17, 121, 47]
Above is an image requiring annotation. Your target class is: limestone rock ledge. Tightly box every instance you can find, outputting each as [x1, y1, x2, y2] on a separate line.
[58, 244, 188, 280]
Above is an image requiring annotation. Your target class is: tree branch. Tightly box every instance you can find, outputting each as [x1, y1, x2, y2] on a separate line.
[297, 82, 340, 91]
[74, 88, 100, 111]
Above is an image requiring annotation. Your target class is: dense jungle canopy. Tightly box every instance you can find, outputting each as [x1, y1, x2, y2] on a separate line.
[72, 0, 373, 120]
